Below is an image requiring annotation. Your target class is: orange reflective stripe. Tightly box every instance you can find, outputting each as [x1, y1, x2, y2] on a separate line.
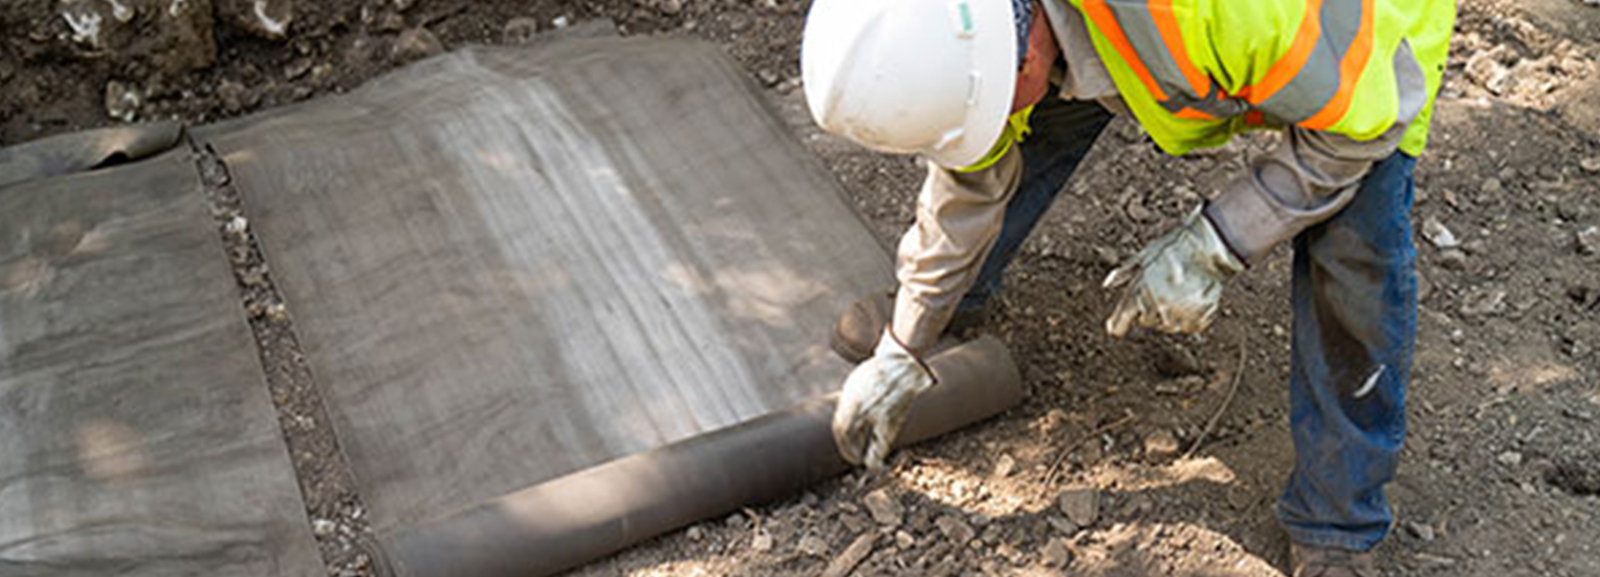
[1082, 0, 1170, 101]
[1247, 0, 1325, 106]
[1173, 107, 1216, 120]
[1299, 0, 1374, 130]
[1148, 0, 1210, 98]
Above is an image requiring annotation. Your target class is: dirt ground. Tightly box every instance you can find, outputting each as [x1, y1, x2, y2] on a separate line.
[5, 0, 1598, 576]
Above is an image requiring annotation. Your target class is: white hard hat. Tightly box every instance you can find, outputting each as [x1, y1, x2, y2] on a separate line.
[802, 0, 1019, 169]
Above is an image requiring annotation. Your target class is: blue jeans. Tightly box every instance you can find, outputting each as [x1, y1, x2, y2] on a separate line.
[966, 97, 1416, 552]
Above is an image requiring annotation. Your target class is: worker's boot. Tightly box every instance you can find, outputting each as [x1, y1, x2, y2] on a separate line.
[1289, 543, 1378, 577]
[830, 289, 990, 363]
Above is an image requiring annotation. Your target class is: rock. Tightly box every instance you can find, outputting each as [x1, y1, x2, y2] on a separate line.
[1041, 538, 1073, 567]
[658, 0, 684, 15]
[104, 80, 141, 122]
[552, 15, 570, 28]
[1497, 450, 1523, 467]
[1046, 515, 1077, 535]
[1460, 290, 1507, 317]
[503, 17, 541, 43]
[1436, 249, 1468, 271]
[893, 530, 914, 549]
[993, 454, 1016, 478]
[375, 11, 406, 33]
[393, 0, 415, 11]
[1577, 226, 1599, 255]
[934, 514, 975, 545]
[1057, 489, 1099, 529]
[1466, 51, 1512, 95]
[862, 489, 903, 527]
[216, 79, 248, 113]
[60, 0, 217, 73]
[311, 518, 337, 537]
[1581, 157, 1600, 174]
[1422, 217, 1460, 249]
[798, 534, 829, 557]
[393, 27, 443, 61]
[1405, 521, 1436, 542]
[1155, 343, 1204, 376]
[685, 525, 704, 541]
[821, 533, 876, 577]
[283, 57, 312, 79]
[1144, 430, 1180, 457]
[216, 0, 294, 39]
[750, 529, 773, 552]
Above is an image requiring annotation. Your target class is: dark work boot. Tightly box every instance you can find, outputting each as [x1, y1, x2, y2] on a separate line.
[830, 289, 992, 363]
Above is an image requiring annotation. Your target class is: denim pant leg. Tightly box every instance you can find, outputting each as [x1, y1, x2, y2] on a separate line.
[958, 98, 1113, 311]
[1277, 152, 1418, 551]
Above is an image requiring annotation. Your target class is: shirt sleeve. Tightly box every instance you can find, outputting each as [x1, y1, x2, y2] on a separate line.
[1202, 123, 1406, 265]
[891, 145, 1023, 353]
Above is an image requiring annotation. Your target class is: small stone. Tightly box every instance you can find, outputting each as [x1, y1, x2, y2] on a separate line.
[1577, 226, 1599, 255]
[217, 80, 248, 113]
[993, 454, 1016, 478]
[265, 302, 288, 322]
[393, 0, 415, 11]
[894, 530, 915, 549]
[1580, 157, 1600, 174]
[1155, 343, 1204, 376]
[1498, 450, 1523, 467]
[658, 0, 683, 15]
[1144, 430, 1180, 456]
[311, 518, 337, 537]
[1057, 489, 1100, 528]
[283, 58, 313, 80]
[685, 525, 704, 541]
[821, 533, 876, 577]
[750, 529, 773, 552]
[1046, 515, 1077, 535]
[104, 80, 141, 122]
[862, 489, 903, 527]
[393, 27, 443, 61]
[503, 17, 540, 42]
[1437, 249, 1468, 271]
[551, 15, 570, 28]
[225, 215, 249, 235]
[934, 514, 975, 545]
[375, 11, 406, 33]
[1460, 290, 1507, 317]
[1041, 538, 1073, 567]
[798, 534, 829, 557]
[1422, 217, 1460, 249]
[1405, 521, 1436, 542]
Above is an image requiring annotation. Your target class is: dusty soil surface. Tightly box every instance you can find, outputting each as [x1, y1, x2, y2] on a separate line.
[6, 1, 1598, 576]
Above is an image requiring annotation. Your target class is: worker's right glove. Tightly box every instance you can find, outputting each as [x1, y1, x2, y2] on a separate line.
[832, 328, 935, 471]
[1103, 207, 1245, 338]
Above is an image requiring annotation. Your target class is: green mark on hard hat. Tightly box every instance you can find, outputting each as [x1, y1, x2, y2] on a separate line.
[957, 2, 974, 34]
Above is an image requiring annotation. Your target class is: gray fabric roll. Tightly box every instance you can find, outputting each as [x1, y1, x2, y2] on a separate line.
[382, 336, 1022, 577]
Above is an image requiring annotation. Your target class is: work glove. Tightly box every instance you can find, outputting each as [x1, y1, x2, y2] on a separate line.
[1103, 207, 1245, 338]
[832, 328, 936, 471]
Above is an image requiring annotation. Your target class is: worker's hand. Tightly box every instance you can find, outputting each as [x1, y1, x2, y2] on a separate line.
[1103, 207, 1245, 338]
[832, 329, 935, 471]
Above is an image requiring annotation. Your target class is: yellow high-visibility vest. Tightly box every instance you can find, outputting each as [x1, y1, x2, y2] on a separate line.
[1063, 0, 1455, 156]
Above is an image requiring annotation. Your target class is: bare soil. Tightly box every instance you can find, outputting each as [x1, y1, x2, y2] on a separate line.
[5, 1, 1598, 576]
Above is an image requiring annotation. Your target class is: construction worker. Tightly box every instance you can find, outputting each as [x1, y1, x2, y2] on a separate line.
[804, 0, 1454, 574]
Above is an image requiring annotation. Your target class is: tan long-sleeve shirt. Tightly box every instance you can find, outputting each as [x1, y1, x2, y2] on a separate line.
[890, 2, 1410, 351]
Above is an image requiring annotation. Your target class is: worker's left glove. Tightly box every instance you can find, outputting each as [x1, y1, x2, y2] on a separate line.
[1104, 207, 1245, 338]
[832, 328, 935, 471]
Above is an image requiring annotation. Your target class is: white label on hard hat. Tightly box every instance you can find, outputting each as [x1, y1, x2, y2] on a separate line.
[950, 0, 976, 38]
[967, 71, 982, 106]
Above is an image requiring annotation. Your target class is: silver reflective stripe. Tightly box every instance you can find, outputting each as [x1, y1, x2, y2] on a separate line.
[1100, 0, 1195, 101]
[1256, 0, 1362, 124]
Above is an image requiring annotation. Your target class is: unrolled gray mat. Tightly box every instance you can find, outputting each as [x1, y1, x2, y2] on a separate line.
[194, 38, 899, 535]
[193, 36, 1021, 576]
[0, 122, 183, 190]
[0, 151, 322, 576]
